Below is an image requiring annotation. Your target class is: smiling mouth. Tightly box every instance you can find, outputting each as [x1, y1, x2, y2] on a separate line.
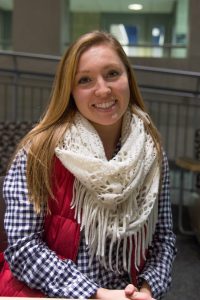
[93, 99, 117, 109]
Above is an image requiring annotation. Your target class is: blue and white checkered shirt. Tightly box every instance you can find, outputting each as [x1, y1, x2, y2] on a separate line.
[3, 150, 176, 299]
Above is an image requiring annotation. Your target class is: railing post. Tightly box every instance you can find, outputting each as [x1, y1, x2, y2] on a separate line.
[12, 55, 19, 121]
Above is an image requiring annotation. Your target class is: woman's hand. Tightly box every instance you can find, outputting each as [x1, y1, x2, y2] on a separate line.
[93, 283, 155, 300]
[125, 283, 156, 300]
[128, 291, 156, 300]
[93, 285, 137, 299]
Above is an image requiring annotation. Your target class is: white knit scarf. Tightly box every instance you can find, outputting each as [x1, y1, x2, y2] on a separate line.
[55, 108, 160, 273]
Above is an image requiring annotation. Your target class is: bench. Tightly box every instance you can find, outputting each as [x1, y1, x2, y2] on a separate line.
[0, 176, 7, 252]
[175, 157, 200, 235]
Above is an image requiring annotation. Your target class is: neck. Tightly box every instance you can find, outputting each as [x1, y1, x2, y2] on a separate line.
[92, 120, 122, 160]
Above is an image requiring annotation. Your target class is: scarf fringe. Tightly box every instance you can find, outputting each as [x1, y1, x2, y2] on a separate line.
[71, 178, 158, 273]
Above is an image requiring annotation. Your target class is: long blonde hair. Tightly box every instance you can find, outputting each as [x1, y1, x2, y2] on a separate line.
[15, 31, 162, 213]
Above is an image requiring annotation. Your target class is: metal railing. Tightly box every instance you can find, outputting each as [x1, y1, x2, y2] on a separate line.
[121, 43, 187, 58]
[0, 50, 200, 162]
[0, 50, 57, 122]
[133, 65, 200, 162]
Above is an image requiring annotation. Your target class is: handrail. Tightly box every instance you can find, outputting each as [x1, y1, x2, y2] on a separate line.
[0, 50, 200, 79]
[133, 65, 200, 78]
[0, 67, 200, 99]
[0, 50, 60, 61]
[0, 68, 54, 79]
[1, 50, 200, 99]
[122, 43, 186, 49]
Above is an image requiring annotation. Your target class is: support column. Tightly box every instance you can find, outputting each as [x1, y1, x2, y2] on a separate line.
[13, 0, 61, 55]
[188, 0, 200, 58]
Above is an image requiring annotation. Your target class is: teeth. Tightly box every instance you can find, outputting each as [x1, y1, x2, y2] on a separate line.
[95, 100, 116, 109]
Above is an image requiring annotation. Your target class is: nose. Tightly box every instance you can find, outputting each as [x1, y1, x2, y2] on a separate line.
[94, 77, 111, 97]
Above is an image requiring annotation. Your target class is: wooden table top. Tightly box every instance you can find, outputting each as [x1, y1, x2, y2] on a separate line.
[175, 157, 200, 172]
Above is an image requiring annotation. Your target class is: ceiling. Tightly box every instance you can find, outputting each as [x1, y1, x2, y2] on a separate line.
[0, 0, 176, 14]
[0, 0, 13, 11]
[70, 0, 176, 13]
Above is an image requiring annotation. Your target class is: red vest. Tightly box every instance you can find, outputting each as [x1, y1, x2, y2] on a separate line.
[0, 157, 144, 296]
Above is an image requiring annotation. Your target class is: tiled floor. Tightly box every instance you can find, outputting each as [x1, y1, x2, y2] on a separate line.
[164, 234, 200, 300]
[164, 205, 200, 300]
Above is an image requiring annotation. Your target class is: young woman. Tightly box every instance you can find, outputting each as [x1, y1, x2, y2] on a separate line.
[0, 31, 176, 300]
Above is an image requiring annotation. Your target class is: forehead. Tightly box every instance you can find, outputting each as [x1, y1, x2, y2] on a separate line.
[77, 44, 123, 68]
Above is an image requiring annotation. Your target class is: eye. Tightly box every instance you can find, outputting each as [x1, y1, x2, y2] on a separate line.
[106, 69, 120, 78]
[78, 76, 91, 85]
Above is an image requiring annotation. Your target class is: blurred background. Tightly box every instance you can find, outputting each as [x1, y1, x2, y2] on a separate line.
[0, 1, 200, 299]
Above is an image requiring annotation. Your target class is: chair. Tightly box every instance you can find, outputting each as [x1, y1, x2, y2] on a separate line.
[175, 157, 200, 235]
[0, 176, 7, 252]
[0, 122, 33, 176]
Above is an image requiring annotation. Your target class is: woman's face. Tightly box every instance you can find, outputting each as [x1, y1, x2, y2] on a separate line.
[72, 44, 130, 133]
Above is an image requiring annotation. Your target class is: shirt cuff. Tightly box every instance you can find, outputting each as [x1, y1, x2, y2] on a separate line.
[47, 259, 99, 299]
[65, 271, 99, 299]
[137, 271, 168, 300]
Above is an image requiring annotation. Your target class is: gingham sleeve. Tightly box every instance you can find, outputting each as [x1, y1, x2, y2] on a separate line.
[137, 152, 177, 300]
[3, 149, 99, 298]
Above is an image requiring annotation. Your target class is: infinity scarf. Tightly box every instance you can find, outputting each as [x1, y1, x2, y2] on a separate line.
[55, 108, 160, 272]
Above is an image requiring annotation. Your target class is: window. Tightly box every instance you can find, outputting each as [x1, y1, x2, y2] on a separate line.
[0, 0, 13, 50]
[67, 0, 188, 58]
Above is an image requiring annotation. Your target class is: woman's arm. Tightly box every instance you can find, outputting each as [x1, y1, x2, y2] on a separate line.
[3, 150, 99, 298]
[137, 152, 177, 300]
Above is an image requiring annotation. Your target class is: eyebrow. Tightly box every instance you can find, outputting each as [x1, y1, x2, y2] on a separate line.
[76, 70, 90, 75]
[76, 63, 121, 75]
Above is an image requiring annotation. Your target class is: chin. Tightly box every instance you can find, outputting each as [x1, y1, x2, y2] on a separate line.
[92, 117, 122, 128]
